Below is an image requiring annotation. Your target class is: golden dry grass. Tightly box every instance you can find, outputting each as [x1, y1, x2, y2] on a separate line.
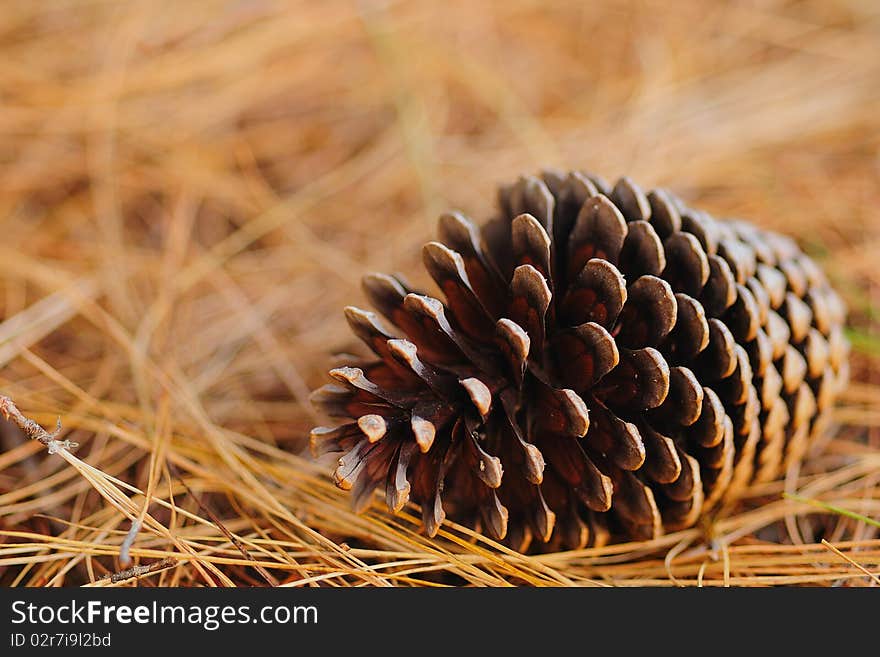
[0, 0, 878, 587]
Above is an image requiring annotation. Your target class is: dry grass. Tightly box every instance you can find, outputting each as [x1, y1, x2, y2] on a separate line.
[0, 0, 878, 587]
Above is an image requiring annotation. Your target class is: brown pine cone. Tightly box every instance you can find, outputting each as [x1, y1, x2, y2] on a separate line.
[310, 170, 849, 551]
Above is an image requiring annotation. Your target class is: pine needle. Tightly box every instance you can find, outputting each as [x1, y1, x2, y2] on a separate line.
[1, 0, 878, 588]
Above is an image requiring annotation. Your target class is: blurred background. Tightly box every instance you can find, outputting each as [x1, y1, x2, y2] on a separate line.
[0, 0, 878, 586]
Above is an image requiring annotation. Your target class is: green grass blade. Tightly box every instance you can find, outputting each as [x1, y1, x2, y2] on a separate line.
[783, 493, 880, 528]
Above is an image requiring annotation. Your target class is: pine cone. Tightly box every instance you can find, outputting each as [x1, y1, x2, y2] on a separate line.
[310, 170, 849, 551]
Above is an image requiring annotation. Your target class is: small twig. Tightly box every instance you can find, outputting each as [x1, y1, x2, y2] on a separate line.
[104, 557, 178, 583]
[0, 395, 78, 454]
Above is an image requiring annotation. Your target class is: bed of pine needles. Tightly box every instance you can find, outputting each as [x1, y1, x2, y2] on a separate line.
[0, 0, 878, 587]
